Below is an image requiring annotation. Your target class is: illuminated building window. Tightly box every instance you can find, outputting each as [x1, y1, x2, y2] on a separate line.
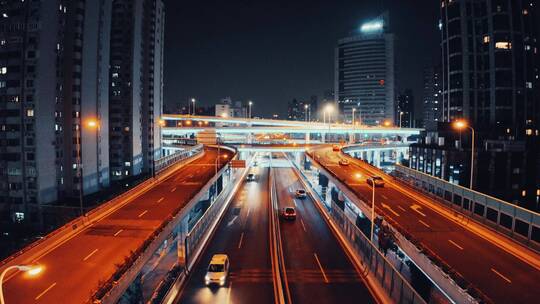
[483, 36, 490, 43]
[495, 42, 511, 49]
[27, 109, 34, 117]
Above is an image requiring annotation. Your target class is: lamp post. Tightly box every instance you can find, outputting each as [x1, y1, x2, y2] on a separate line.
[75, 119, 98, 217]
[248, 101, 253, 119]
[352, 108, 356, 125]
[191, 98, 196, 115]
[399, 111, 404, 128]
[304, 104, 309, 122]
[453, 120, 475, 189]
[1, 265, 43, 304]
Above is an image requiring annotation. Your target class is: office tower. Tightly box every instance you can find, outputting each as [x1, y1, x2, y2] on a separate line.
[396, 89, 414, 128]
[109, 0, 164, 180]
[0, 1, 112, 224]
[335, 13, 395, 125]
[422, 66, 443, 127]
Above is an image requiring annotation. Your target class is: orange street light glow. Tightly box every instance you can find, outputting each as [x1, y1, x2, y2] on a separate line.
[87, 120, 98, 128]
[453, 119, 467, 130]
[27, 266, 43, 276]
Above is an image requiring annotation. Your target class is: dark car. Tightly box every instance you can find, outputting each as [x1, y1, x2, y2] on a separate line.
[281, 207, 297, 220]
[246, 173, 256, 182]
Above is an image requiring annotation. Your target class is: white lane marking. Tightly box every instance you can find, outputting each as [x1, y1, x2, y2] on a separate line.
[83, 248, 99, 261]
[246, 208, 251, 219]
[300, 219, 307, 232]
[238, 232, 244, 249]
[491, 268, 511, 283]
[170, 187, 177, 193]
[418, 220, 431, 228]
[227, 215, 239, 227]
[397, 205, 406, 212]
[381, 194, 388, 200]
[35, 282, 57, 300]
[410, 204, 426, 217]
[113, 229, 124, 237]
[227, 282, 233, 304]
[448, 239, 464, 250]
[381, 203, 400, 217]
[157, 197, 164, 203]
[313, 253, 329, 283]
[138, 210, 148, 218]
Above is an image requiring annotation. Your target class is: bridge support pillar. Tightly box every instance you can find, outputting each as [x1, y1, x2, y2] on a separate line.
[321, 132, 326, 143]
[305, 132, 310, 144]
[348, 132, 355, 144]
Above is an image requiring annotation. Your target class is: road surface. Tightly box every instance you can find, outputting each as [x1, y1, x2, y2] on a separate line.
[309, 146, 540, 303]
[2, 147, 232, 304]
[175, 164, 274, 304]
[273, 158, 375, 304]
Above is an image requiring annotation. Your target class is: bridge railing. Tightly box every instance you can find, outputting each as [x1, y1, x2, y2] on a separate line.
[155, 144, 203, 174]
[393, 164, 540, 252]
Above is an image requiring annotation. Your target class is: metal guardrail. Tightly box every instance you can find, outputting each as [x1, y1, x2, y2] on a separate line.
[269, 167, 291, 304]
[155, 144, 203, 174]
[394, 164, 540, 252]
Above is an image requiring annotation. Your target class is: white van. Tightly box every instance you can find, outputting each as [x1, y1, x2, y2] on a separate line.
[205, 254, 230, 286]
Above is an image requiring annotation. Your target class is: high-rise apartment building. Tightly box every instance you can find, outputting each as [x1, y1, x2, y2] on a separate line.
[396, 89, 414, 128]
[335, 13, 395, 125]
[422, 66, 443, 127]
[0, 1, 112, 224]
[109, 0, 164, 180]
[408, 0, 540, 211]
[440, 0, 539, 138]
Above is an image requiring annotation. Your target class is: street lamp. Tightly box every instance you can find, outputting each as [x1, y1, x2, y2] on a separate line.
[383, 120, 391, 127]
[352, 108, 356, 125]
[248, 101, 253, 119]
[399, 111, 404, 128]
[75, 119, 99, 217]
[191, 98, 196, 115]
[323, 104, 334, 124]
[453, 120, 475, 189]
[1, 265, 43, 304]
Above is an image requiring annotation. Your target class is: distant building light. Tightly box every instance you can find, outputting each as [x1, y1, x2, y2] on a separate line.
[495, 41, 511, 49]
[438, 20, 443, 30]
[483, 35, 490, 43]
[360, 21, 383, 33]
[521, 190, 526, 197]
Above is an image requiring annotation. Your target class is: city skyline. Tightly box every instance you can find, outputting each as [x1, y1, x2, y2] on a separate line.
[163, 0, 441, 118]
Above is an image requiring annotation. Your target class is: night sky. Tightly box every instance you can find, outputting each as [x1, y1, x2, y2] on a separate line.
[163, 0, 440, 119]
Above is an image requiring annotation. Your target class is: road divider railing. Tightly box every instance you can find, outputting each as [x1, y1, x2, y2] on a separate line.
[269, 166, 292, 304]
[393, 164, 540, 253]
[0, 146, 205, 281]
[288, 156, 426, 304]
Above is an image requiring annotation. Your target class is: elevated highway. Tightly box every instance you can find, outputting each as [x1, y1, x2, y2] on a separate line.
[1, 147, 233, 304]
[306, 145, 540, 303]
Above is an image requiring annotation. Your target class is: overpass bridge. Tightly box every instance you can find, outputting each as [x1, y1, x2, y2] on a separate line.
[2, 116, 540, 304]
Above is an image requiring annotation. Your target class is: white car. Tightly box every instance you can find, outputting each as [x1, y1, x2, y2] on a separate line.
[295, 189, 307, 199]
[205, 254, 230, 286]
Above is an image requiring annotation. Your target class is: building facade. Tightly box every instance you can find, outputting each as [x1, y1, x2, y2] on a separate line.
[109, 0, 164, 181]
[335, 14, 395, 125]
[396, 89, 414, 128]
[408, 0, 540, 211]
[0, 0, 112, 224]
[422, 66, 443, 127]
